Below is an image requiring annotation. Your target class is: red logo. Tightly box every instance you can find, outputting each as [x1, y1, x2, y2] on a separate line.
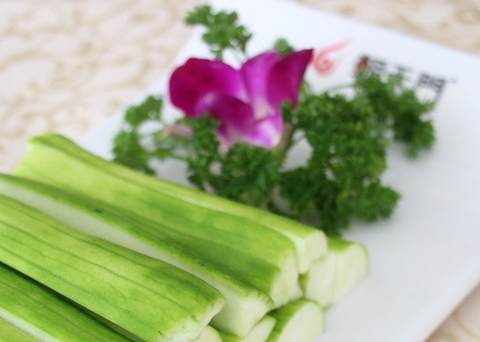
[311, 39, 351, 75]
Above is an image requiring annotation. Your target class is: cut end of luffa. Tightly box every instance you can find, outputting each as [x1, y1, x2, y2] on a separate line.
[300, 237, 369, 307]
[267, 299, 325, 342]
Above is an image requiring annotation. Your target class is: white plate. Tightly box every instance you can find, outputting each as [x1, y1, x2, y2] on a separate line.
[80, 1, 480, 341]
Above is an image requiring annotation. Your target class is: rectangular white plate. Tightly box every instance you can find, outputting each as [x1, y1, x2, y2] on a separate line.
[80, 1, 480, 341]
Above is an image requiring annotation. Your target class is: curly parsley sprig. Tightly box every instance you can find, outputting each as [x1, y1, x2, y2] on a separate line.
[185, 4, 252, 60]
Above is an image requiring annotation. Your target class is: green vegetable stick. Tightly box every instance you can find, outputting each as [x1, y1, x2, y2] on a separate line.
[140, 181, 328, 274]
[0, 263, 131, 342]
[219, 316, 276, 342]
[15, 134, 300, 306]
[0, 317, 39, 342]
[0, 173, 274, 337]
[191, 326, 223, 342]
[0, 194, 224, 342]
[300, 237, 369, 307]
[266, 299, 325, 342]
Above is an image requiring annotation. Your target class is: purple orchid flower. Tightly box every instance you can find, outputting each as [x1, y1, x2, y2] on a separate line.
[169, 49, 313, 148]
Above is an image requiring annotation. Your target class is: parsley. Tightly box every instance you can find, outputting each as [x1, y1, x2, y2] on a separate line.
[355, 72, 435, 157]
[112, 95, 164, 175]
[182, 115, 221, 190]
[278, 87, 401, 235]
[273, 38, 296, 57]
[185, 5, 252, 60]
[111, 6, 436, 236]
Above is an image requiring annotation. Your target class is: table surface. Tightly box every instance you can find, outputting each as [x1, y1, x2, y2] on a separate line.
[1, 1, 480, 341]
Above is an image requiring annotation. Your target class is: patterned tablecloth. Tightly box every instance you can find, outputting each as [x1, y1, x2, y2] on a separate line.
[1, 1, 480, 341]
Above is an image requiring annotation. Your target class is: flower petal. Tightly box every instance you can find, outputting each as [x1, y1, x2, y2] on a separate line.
[196, 92, 283, 148]
[240, 50, 280, 119]
[243, 110, 283, 147]
[195, 92, 255, 147]
[169, 58, 245, 118]
[267, 49, 313, 108]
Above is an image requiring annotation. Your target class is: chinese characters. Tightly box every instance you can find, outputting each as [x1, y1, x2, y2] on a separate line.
[356, 55, 451, 102]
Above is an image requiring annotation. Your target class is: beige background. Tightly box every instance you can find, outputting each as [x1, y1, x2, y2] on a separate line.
[1, 0, 480, 340]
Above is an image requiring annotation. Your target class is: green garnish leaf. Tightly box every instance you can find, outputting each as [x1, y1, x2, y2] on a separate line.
[185, 5, 252, 59]
[273, 38, 296, 57]
[112, 129, 155, 175]
[124, 95, 163, 127]
[355, 72, 435, 157]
